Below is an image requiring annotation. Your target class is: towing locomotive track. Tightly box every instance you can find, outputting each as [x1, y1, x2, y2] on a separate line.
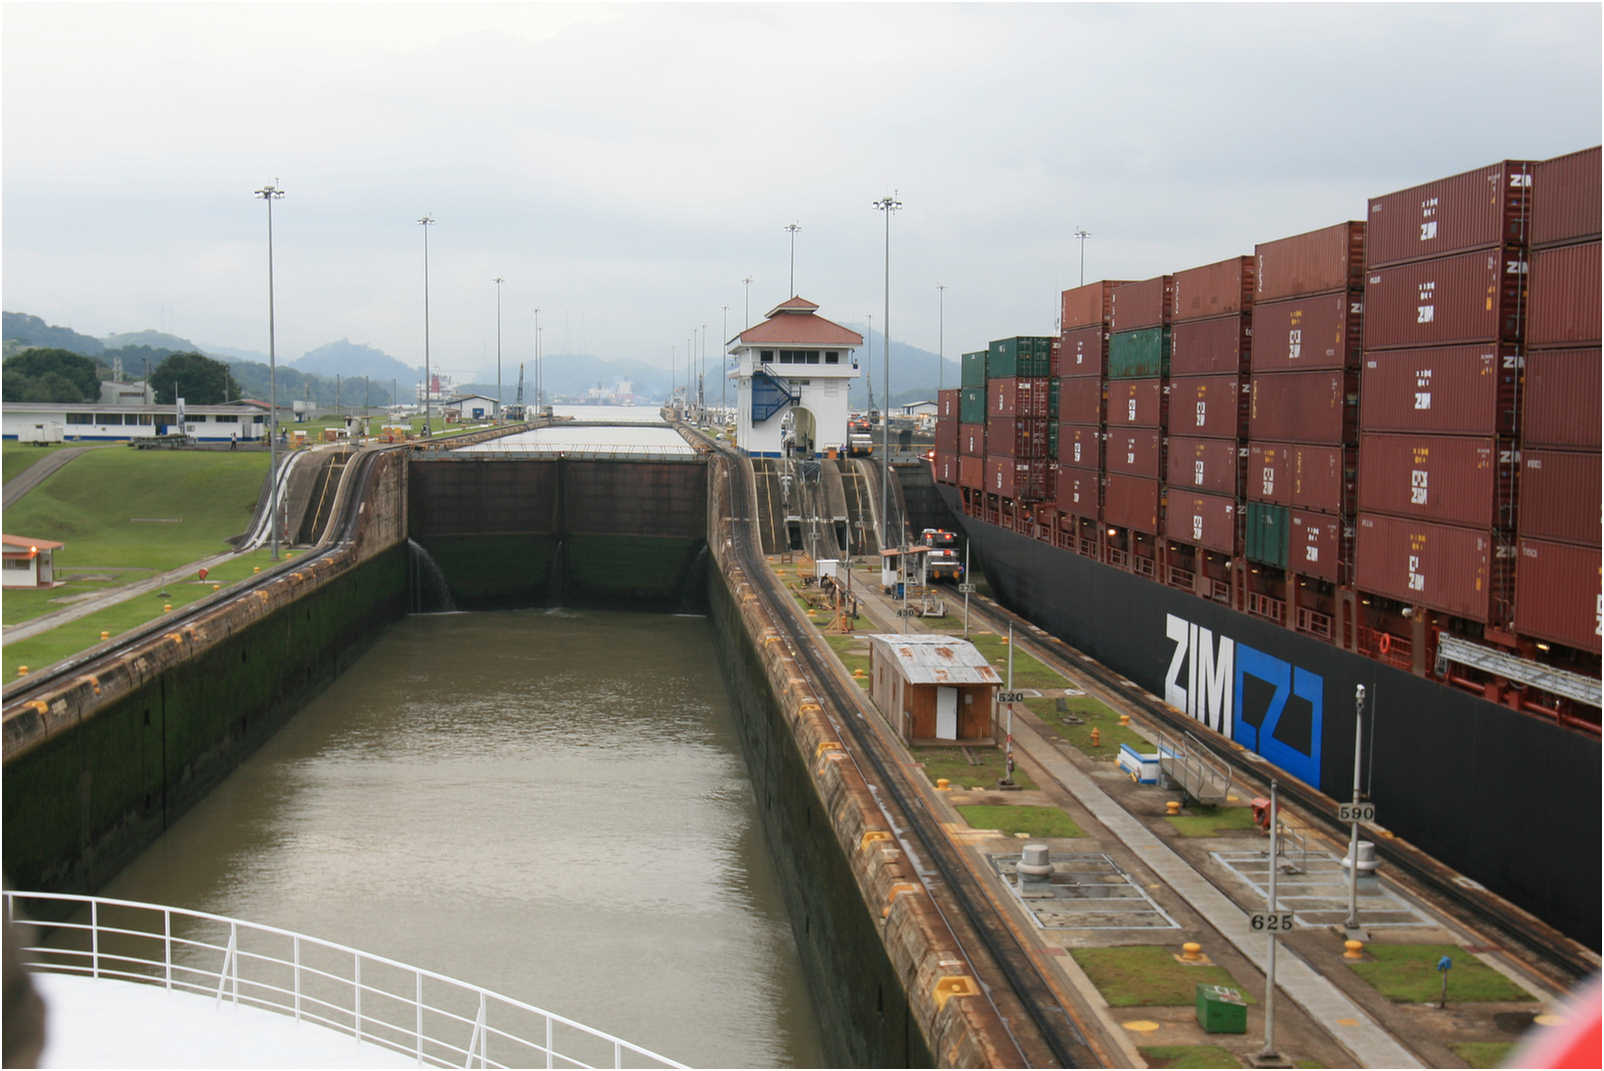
[951, 581, 1600, 987]
[703, 428, 1105, 1068]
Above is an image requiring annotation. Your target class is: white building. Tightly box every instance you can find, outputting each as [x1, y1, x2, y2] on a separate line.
[1, 401, 271, 442]
[2, 534, 63, 588]
[444, 394, 500, 421]
[729, 297, 863, 458]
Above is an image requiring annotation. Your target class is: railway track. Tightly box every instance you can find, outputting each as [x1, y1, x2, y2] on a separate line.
[952, 583, 1600, 987]
[702, 434, 1103, 1068]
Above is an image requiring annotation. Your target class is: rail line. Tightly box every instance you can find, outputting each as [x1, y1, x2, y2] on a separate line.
[951, 581, 1600, 987]
[701, 432, 1103, 1068]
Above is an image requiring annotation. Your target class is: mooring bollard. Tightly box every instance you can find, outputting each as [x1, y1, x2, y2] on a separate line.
[1166, 800, 1182, 816]
[100, 631, 110, 641]
[17, 666, 28, 677]
[163, 603, 172, 613]
[1180, 941, 1204, 963]
[936, 778, 951, 791]
[1089, 727, 1101, 747]
[1344, 939, 1365, 960]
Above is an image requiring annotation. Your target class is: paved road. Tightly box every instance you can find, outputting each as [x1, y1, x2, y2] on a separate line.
[1, 446, 107, 508]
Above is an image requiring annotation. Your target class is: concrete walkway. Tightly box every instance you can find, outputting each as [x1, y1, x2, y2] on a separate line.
[2, 446, 107, 508]
[2, 550, 244, 646]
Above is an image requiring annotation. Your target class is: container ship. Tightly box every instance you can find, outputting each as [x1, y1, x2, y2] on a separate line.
[931, 147, 1602, 947]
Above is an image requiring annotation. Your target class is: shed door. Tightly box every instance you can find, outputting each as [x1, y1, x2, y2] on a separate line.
[935, 687, 958, 740]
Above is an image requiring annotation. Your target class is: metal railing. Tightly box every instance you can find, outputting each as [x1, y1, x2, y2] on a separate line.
[1154, 729, 1233, 806]
[5, 892, 683, 1070]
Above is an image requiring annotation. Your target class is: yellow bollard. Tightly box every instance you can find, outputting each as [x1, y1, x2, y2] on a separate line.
[1166, 800, 1181, 816]
[100, 631, 110, 641]
[163, 603, 172, 613]
[253, 565, 261, 574]
[1344, 939, 1365, 961]
[17, 666, 28, 677]
[1119, 713, 1130, 726]
[936, 778, 951, 791]
[1180, 942, 1203, 963]
[1090, 727, 1101, 747]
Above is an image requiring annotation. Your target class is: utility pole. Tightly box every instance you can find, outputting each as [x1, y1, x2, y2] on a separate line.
[418, 215, 436, 436]
[874, 192, 901, 551]
[253, 180, 284, 560]
[720, 304, 729, 421]
[742, 275, 752, 328]
[1074, 227, 1091, 286]
[1260, 780, 1284, 1065]
[785, 222, 800, 296]
[865, 313, 875, 415]
[937, 284, 946, 393]
[1345, 684, 1369, 932]
[493, 276, 504, 420]
[533, 308, 542, 411]
[701, 322, 708, 418]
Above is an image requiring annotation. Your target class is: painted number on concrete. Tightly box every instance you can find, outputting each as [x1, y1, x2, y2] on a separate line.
[957, 583, 976, 593]
[1338, 803, 1377, 823]
[896, 608, 922, 617]
[997, 691, 1025, 703]
[1248, 912, 1296, 932]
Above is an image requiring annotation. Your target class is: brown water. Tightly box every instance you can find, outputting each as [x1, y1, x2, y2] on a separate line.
[98, 608, 825, 1067]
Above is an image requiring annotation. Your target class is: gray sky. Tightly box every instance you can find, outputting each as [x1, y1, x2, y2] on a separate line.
[4, 2, 1600, 383]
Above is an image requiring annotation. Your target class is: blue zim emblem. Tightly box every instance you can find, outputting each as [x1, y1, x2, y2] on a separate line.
[1164, 614, 1323, 788]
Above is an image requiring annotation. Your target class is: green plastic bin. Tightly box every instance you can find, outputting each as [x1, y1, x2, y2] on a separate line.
[1195, 983, 1247, 1034]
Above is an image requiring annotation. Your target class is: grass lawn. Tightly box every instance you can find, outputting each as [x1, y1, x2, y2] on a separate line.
[1164, 805, 1261, 837]
[965, 630, 1065, 689]
[1140, 1045, 1242, 1068]
[1025, 694, 1153, 759]
[2, 442, 76, 486]
[5, 548, 279, 674]
[956, 803, 1082, 838]
[823, 633, 872, 684]
[1070, 946, 1254, 1008]
[917, 745, 1036, 791]
[1347, 944, 1534, 1003]
[1451, 1041, 1515, 1068]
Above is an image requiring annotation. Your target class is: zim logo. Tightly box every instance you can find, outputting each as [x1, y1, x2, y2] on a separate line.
[1164, 614, 1323, 787]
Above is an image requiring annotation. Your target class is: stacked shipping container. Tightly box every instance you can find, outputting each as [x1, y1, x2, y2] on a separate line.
[1104, 276, 1173, 537]
[1354, 160, 1534, 624]
[934, 388, 960, 485]
[1056, 282, 1120, 523]
[1247, 222, 1367, 583]
[1515, 146, 1601, 653]
[983, 337, 1053, 501]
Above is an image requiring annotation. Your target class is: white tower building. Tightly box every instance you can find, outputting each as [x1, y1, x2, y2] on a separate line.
[728, 297, 863, 458]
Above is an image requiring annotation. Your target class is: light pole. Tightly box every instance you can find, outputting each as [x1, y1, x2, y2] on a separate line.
[253, 181, 284, 560]
[418, 215, 436, 436]
[1345, 684, 1369, 932]
[1074, 227, 1091, 286]
[533, 308, 541, 411]
[874, 192, 901, 550]
[493, 276, 504, 420]
[742, 276, 752, 328]
[720, 304, 729, 421]
[700, 322, 708, 418]
[785, 222, 800, 296]
[937, 284, 946, 393]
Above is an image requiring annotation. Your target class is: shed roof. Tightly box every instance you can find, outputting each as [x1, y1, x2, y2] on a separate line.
[2, 534, 64, 553]
[868, 634, 1001, 685]
[733, 294, 864, 347]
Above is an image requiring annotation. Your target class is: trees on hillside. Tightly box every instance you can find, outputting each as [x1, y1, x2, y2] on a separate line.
[152, 352, 241, 405]
[1, 348, 102, 403]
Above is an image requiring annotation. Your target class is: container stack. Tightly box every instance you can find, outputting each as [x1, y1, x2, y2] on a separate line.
[983, 337, 1053, 502]
[934, 388, 960, 485]
[1104, 276, 1173, 547]
[1164, 256, 1254, 573]
[1354, 159, 1535, 627]
[1515, 145, 1601, 654]
[957, 351, 988, 492]
[1056, 281, 1121, 530]
[1244, 222, 1366, 588]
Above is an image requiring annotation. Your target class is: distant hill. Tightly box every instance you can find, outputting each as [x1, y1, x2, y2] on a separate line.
[294, 338, 418, 382]
[102, 329, 198, 352]
[197, 342, 270, 364]
[839, 326, 959, 409]
[3, 311, 105, 357]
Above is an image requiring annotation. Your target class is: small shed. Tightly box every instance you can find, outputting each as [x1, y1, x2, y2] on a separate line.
[2, 534, 64, 588]
[867, 634, 1000, 743]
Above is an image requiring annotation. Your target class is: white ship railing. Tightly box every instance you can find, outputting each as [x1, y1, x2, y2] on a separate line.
[4, 891, 685, 1070]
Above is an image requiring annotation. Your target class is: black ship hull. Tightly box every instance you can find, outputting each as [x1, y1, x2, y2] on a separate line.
[935, 482, 1600, 948]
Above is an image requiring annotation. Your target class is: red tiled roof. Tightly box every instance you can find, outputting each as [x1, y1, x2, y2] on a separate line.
[737, 296, 863, 347]
[765, 296, 820, 317]
[1, 534, 64, 552]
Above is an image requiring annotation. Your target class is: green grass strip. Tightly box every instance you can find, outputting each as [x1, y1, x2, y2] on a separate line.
[956, 803, 1082, 838]
[1140, 1044, 1243, 1068]
[965, 631, 1065, 689]
[1450, 1041, 1515, 1068]
[918, 745, 1035, 791]
[1164, 806, 1260, 837]
[1025, 694, 1153, 759]
[1347, 944, 1534, 1003]
[1070, 946, 1254, 1008]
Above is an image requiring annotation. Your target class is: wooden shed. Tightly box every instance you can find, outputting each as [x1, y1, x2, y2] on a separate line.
[867, 634, 1000, 743]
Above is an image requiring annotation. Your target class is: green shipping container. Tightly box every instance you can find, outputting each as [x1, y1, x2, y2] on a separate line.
[1245, 502, 1289, 568]
[1108, 327, 1171, 379]
[961, 351, 988, 388]
[1048, 423, 1059, 455]
[959, 387, 988, 425]
[1048, 377, 1060, 420]
[1195, 984, 1247, 1034]
[988, 336, 1054, 379]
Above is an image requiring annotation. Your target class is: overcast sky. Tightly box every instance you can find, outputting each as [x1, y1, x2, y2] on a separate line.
[4, 2, 1599, 383]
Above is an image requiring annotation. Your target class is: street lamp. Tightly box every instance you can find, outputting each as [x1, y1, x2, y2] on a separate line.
[720, 304, 729, 421]
[253, 181, 284, 560]
[493, 276, 504, 420]
[742, 276, 752, 328]
[873, 192, 902, 550]
[532, 308, 541, 411]
[937, 284, 946, 393]
[785, 222, 800, 296]
[1074, 227, 1091, 286]
[418, 215, 436, 436]
[700, 322, 708, 418]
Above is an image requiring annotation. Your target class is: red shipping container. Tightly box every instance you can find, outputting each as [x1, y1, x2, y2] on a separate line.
[1519, 450, 1601, 546]
[958, 455, 984, 490]
[1514, 537, 1602, 652]
[1532, 145, 1602, 249]
[935, 420, 958, 457]
[987, 415, 1050, 459]
[1108, 378, 1165, 428]
[933, 452, 956, 485]
[1250, 292, 1363, 372]
[1359, 345, 1520, 436]
[1171, 256, 1255, 323]
[1106, 429, 1163, 478]
[1362, 248, 1526, 350]
[1165, 491, 1239, 553]
[938, 388, 959, 422]
[1168, 374, 1248, 439]
[1109, 275, 1173, 332]
[989, 376, 1050, 419]
[1167, 436, 1241, 496]
[1105, 474, 1159, 533]
[985, 456, 1047, 501]
[1248, 371, 1356, 443]
[1254, 221, 1366, 302]
[1061, 280, 1127, 330]
[1056, 469, 1100, 519]
[1171, 314, 1251, 375]
[1365, 159, 1535, 269]
[1354, 514, 1494, 622]
[1059, 424, 1102, 471]
[1528, 241, 1602, 347]
[1290, 509, 1342, 582]
[959, 423, 986, 457]
[1247, 442, 1351, 514]
[1059, 324, 1107, 378]
[1522, 348, 1601, 449]
[1058, 377, 1104, 424]
[1357, 433, 1512, 529]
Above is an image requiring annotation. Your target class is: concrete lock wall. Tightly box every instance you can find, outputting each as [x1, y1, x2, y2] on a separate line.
[408, 457, 709, 609]
[2, 451, 411, 898]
